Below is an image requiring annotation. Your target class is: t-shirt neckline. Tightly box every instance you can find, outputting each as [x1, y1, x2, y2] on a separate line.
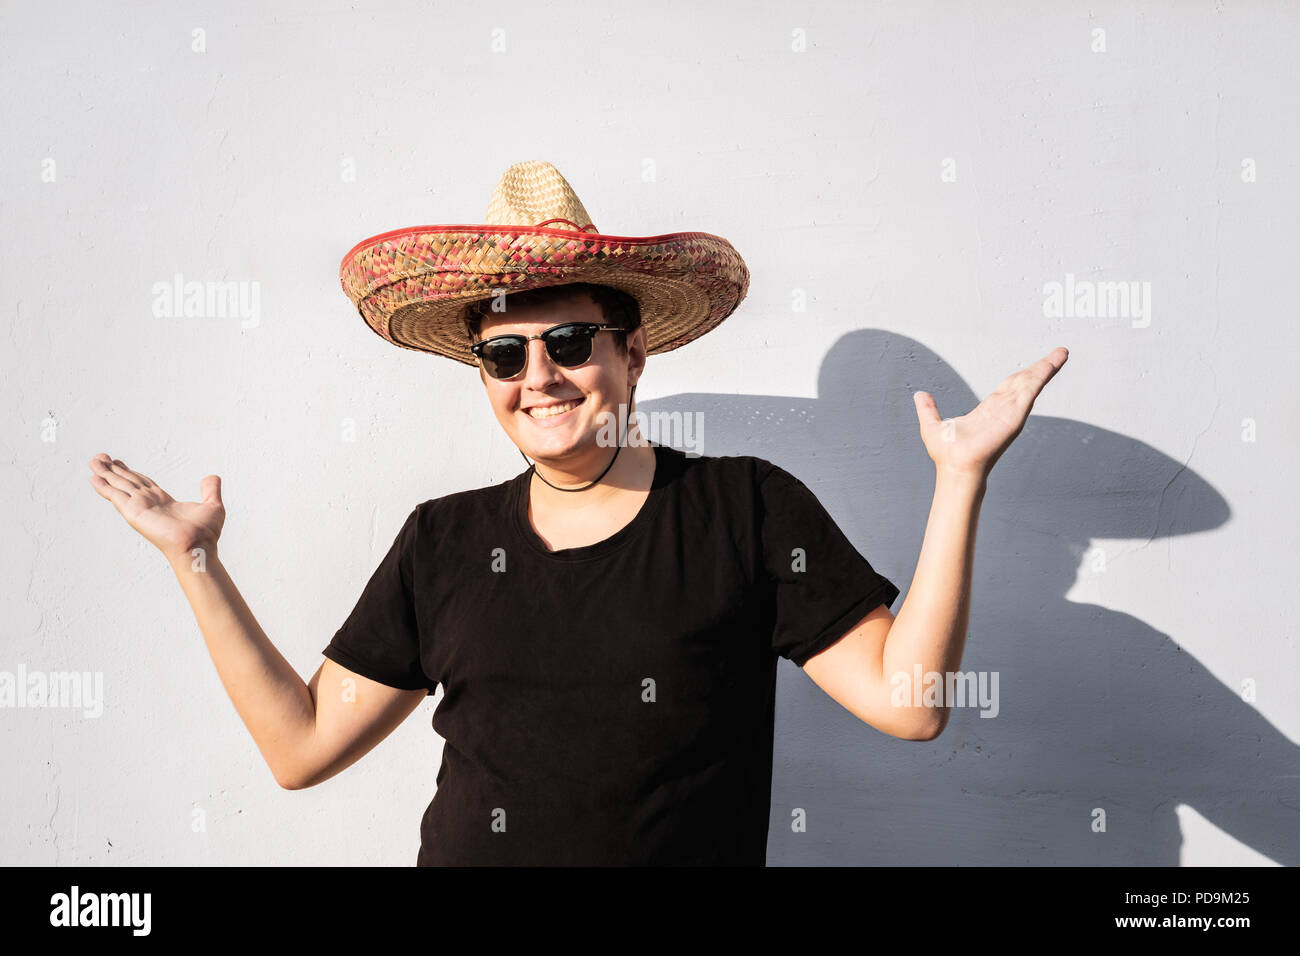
[510, 442, 679, 562]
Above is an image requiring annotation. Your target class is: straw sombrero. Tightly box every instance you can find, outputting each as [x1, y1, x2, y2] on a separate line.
[338, 160, 750, 366]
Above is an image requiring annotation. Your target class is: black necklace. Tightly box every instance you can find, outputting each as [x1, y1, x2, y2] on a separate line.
[520, 385, 636, 492]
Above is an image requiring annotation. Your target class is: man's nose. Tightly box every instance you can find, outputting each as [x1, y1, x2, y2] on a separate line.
[522, 338, 564, 386]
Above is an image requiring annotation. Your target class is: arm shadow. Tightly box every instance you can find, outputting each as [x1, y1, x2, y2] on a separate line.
[638, 328, 1298, 865]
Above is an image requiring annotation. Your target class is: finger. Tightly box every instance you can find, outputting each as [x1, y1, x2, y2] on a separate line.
[913, 390, 942, 427]
[1032, 346, 1068, 379]
[110, 457, 156, 489]
[1012, 347, 1069, 399]
[200, 475, 222, 506]
[89, 473, 131, 507]
[89, 454, 140, 493]
[1032, 346, 1068, 381]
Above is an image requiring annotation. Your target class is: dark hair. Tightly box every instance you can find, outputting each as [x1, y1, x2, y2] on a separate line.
[461, 282, 642, 354]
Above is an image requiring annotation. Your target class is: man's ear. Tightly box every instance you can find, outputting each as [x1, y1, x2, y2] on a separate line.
[626, 325, 648, 388]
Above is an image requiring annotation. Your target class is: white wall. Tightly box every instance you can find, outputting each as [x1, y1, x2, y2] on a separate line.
[2, 0, 1295, 865]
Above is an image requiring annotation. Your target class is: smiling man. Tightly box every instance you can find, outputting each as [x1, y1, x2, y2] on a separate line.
[88, 160, 1067, 866]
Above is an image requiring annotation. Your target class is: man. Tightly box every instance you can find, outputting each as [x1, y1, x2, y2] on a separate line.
[88, 161, 1067, 865]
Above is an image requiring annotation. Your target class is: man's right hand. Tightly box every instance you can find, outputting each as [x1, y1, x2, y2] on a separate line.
[87, 452, 226, 563]
[85, 451, 427, 796]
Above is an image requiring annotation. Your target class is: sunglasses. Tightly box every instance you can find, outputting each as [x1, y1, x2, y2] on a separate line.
[470, 322, 623, 380]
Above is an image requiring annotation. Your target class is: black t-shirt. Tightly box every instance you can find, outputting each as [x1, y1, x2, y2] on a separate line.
[322, 442, 899, 865]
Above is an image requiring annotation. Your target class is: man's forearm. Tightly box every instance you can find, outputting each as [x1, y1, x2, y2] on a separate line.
[880, 467, 987, 735]
[167, 547, 316, 786]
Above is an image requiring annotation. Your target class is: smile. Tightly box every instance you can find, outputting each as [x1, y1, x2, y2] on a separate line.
[524, 396, 586, 420]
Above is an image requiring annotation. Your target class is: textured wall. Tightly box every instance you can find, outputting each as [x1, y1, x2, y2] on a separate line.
[2, 0, 1296, 866]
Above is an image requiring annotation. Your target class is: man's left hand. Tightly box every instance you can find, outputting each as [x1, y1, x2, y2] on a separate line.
[913, 346, 1069, 480]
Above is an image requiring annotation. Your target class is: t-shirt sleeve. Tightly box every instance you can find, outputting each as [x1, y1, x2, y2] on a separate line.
[321, 505, 436, 694]
[757, 461, 901, 667]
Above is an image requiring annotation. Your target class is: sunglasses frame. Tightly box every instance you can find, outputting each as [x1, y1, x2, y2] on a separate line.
[469, 322, 624, 380]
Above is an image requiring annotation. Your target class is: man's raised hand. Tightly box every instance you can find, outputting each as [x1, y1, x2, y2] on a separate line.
[88, 453, 226, 564]
[913, 346, 1069, 481]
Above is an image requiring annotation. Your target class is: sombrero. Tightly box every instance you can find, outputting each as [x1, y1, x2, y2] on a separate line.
[338, 160, 750, 366]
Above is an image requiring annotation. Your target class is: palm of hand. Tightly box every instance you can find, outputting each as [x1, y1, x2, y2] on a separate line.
[127, 495, 225, 557]
[88, 454, 225, 561]
[914, 347, 1068, 478]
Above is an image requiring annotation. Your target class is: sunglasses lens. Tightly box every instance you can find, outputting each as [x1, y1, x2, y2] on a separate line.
[545, 325, 596, 367]
[480, 340, 526, 379]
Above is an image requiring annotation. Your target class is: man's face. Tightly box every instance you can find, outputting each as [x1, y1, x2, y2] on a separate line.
[475, 293, 646, 465]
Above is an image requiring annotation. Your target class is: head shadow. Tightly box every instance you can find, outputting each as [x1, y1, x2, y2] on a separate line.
[638, 327, 1296, 865]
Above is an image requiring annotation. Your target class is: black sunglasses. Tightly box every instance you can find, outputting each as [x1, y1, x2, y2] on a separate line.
[469, 322, 623, 380]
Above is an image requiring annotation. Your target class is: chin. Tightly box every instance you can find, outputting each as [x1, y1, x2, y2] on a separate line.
[515, 427, 589, 462]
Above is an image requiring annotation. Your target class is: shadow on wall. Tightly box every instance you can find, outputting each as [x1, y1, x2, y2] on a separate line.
[637, 328, 1297, 866]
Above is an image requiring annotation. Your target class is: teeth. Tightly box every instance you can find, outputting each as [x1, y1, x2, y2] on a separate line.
[527, 398, 582, 419]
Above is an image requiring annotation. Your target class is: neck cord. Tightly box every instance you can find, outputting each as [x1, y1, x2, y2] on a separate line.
[520, 384, 636, 492]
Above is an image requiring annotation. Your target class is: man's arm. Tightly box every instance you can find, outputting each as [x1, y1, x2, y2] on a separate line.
[297, 660, 428, 789]
[801, 469, 985, 740]
[802, 347, 1068, 740]
[168, 550, 427, 789]
[89, 454, 426, 790]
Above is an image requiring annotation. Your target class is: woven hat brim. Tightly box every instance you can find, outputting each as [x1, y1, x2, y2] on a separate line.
[340, 224, 750, 366]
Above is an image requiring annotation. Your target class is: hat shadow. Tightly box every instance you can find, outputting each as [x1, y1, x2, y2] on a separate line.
[637, 328, 1298, 865]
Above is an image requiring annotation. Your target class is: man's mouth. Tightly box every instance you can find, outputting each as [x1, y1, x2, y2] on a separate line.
[524, 395, 586, 420]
